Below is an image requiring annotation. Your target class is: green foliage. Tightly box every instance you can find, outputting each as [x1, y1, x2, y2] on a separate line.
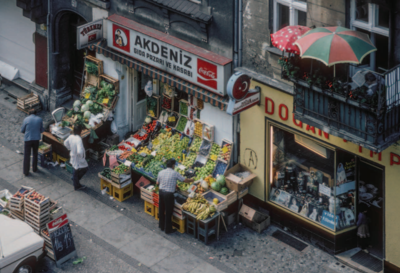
[85, 61, 98, 75]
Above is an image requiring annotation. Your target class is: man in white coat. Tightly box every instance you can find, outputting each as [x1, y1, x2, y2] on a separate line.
[64, 126, 88, 190]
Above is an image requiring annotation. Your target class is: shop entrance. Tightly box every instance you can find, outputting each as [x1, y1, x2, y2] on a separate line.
[128, 68, 147, 131]
[358, 160, 384, 259]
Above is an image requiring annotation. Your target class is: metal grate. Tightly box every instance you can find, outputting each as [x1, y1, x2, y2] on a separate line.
[272, 230, 308, 251]
[350, 250, 382, 272]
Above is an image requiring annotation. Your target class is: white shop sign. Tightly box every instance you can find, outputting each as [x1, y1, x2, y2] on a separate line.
[77, 19, 103, 50]
[107, 21, 231, 96]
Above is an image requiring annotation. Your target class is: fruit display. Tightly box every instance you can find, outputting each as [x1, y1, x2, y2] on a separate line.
[195, 184, 207, 194]
[112, 164, 130, 174]
[212, 160, 228, 178]
[219, 142, 232, 161]
[194, 120, 203, 137]
[177, 181, 190, 191]
[190, 137, 202, 153]
[26, 191, 46, 204]
[138, 147, 152, 155]
[144, 160, 164, 177]
[12, 189, 30, 199]
[118, 143, 132, 151]
[133, 131, 148, 141]
[142, 120, 158, 134]
[209, 143, 221, 160]
[194, 160, 216, 181]
[203, 124, 214, 141]
[182, 194, 217, 220]
[176, 116, 188, 132]
[166, 112, 179, 127]
[118, 151, 133, 160]
[182, 153, 197, 169]
[179, 100, 188, 116]
[162, 96, 172, 109]
[127, 153, 145, 165]
[199, 139, 211, 156]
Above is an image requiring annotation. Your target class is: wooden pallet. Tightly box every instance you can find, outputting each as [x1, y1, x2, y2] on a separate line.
[17, 104, 41, 115]
[85, 55, 104, 87]
[17, 93, 40, 109]
[98, 74, 119, 94]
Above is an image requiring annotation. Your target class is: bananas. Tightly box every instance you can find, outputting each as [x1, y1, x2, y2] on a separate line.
[182, 194, 217, 220]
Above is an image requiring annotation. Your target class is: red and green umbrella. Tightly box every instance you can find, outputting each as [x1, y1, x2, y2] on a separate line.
[294, 26, 376, 66]
[271, 25, 311, 54]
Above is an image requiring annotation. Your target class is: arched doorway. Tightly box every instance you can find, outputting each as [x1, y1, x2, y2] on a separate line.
[51, 11, 91, 108]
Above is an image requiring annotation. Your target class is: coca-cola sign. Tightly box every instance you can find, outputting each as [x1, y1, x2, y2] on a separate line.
[107, 17, 232, 96]
[197, 59, 217, 90]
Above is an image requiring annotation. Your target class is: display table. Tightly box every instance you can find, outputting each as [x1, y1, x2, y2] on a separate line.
[42, 121, 112, 159]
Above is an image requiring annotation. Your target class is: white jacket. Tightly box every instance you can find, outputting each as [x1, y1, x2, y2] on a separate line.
[64, 135, 88, 169]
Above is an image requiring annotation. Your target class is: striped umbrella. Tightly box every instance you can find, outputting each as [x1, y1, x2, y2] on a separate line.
[294, 26, 377, 66]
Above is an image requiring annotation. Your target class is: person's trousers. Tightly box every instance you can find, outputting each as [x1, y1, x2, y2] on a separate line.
[159, 190, 175, 233]
[73, 167, 88, 190]
[23, 140, 39, 175]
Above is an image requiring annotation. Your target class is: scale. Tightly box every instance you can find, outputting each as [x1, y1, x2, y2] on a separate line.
[50, 108, 72, 140]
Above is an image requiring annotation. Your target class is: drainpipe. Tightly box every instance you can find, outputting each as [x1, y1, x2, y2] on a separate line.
[238, 0, 243, 67]
[233, 0, 238, 68]
[46, 0, 52, 111]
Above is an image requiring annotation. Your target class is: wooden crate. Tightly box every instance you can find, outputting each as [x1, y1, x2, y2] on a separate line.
[161, 94, 173, 112]
[38, 142, 52, 154]
[95, 94, 119, 110]
[24, 191, 50, 218]
[98, 74, 119, 94]
[17, 104, 41, 115]
[193, 119, 203, 138]
[111, 166, 130, 184]
[202, 121, 215, 142]
[10, 186, 33, 212]
[218, 139, 233, 164]
[17, 93, 40, 109]
[179, 99, 189, 117]
[81, 82, 98, 99]
[202, 190, 236, 211]
[85, 55, 104, 86]
[98, 172, 123, 189]
[10, 209, 24, 221]
[147, 95, 160, 119]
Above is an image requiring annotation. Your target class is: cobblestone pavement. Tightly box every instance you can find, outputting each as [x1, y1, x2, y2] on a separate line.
[0, 86, 359, 273]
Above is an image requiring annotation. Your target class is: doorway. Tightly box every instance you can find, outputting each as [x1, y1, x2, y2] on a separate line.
[129, 68, 147, 132]
[358, 160, 384, 259]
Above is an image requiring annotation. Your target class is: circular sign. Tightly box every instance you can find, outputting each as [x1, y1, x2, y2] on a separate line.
[227, 72, 251, 100]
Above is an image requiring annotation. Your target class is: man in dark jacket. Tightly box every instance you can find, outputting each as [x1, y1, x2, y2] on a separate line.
[20, 110, 44, 176]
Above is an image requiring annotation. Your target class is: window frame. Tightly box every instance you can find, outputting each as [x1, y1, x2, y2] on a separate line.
[350, 0, 389, 73]
[273, 0, 307, 33]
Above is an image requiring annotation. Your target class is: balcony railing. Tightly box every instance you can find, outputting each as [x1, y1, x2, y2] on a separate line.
[280, 57, 400, 152]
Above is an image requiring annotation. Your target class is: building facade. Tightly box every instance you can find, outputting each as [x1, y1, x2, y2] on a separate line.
[238, 0, 400, 272]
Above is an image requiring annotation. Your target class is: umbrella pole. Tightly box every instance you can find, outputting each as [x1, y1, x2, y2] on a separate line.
[334, 65, 336, 78]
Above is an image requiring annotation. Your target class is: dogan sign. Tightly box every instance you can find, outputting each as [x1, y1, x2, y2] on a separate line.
[107, 21, 231, 96]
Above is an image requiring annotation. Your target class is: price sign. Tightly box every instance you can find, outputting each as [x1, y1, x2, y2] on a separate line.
[103, 98, 109, 104]
[319, 184, 331, 196]
[131, 147, 137, 153]
[85, 93, 90, 99]
[124, 160, 132, 167]
[222, 146, 229, 153]
[168, 116, 176, 122]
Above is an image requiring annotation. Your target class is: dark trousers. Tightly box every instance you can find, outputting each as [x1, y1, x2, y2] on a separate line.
[159, 190, 175, 232]
[359, 237, 369, 250]
[23, 140, 39, 175]
[73, 167, 88, 190]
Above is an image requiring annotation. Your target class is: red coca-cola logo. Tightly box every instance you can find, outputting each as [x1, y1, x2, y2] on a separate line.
[88, 33, 97, 42]
[197, 59, 217, 90]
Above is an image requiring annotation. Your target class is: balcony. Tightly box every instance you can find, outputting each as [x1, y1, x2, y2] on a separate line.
[280, 56, 400, 152]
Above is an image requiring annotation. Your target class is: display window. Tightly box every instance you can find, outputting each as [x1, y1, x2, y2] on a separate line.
[269, 124, 357, 232]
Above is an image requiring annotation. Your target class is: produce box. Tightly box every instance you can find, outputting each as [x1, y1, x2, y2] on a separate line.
[147, 95, 160, 118]
[218, 139, 233, 163]
[224, 163, 257, 192]
[212, 160, 228, 178]
[10, 186, 34, 212]
[0, 190, 12, 208]
[38, 142, 52, 154]
[198, 139, 212, 157]
[165, 111, 179, 128]
[118, 142, 133, 152]
[161, 95, 173, 111]
[81, 82, 98, 100]
[202, 122, 214, 142]
[49, 206, 64, 220]
[188, 106, 198, 120]
[239, 204, 270, 233]
[193, 155, 207, 168]
[97, 74, 119, 94]
[17, 93, 41, 113]
[96, 92, 119, 110]
[84, 55, 103, 86]
[175, 115, 188, 133]
[183, 120, 194, 137]
[140, 184, 155, 204]
[194, 119, 203, 138]
[202, 190, 232, 211]
[179, 99, 189, 117]
[111, 164, 131, 184]
[209, 142, 221, 161]
[132, 128, 149, 142]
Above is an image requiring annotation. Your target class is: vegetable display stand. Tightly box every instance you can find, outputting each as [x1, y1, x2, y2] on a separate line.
[197, 212, 220, 245]
[172, 215, 186, 234]
[183, 211, 197, 238]
[100, 177, 113, 196]
[85, 55, 104, 86]
[111, 165, 131, 184]
[218, 139, 233, 163]
[147, 95, 160, 118]
[144, 200, 155, 216]
[98, 172, 123, 190]
[98, 74, 120, 94]
[112, 182, 133, 202]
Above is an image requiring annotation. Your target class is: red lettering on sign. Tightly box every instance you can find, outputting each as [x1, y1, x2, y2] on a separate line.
[343, 139, 348, 142]
[370, 151, 382, 161]
[292, 114, 303, 128]
[359, 146, 363, 153]
[306, 125, 315, 134]
[265, 97, 274, 115]
[197, 59, 217, 90]
[317, 129, 329, 139]
[279, 104, 288, 121]
[390, 153, 400, 165]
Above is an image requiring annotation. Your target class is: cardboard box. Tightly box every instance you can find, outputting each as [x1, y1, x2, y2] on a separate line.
[224, 163, 257, 192]
[239, 204, 270, 233]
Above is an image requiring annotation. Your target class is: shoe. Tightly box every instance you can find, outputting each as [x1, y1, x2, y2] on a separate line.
[75, 185, 86, 191]
[23, 173, 30, 177]
[165, 229, 177, 234]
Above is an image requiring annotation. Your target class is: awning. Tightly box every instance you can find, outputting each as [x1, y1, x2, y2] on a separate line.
[89, 40, 229, 111]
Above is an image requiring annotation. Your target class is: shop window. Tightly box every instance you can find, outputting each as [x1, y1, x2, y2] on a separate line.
[351, 0, 390, 72]
[138, 72, 151, 102]
[273, 0, 307, 33]
[269, 125, 357, 231]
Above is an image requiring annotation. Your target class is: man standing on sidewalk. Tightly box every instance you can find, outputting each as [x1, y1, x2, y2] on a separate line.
[20, 110, 44, 176]
[64, 126, 88, 191]
[157, 159, 194, 234]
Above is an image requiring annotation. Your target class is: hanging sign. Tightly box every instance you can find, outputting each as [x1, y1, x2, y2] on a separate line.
[226, 72, 261, 115]
[77, 19, 103, 50]
[106, 17, 232, 96]
[46, 214, 77, 267]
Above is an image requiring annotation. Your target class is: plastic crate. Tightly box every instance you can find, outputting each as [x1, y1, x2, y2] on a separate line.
[172, 215, 186, 234]
[112, 182, 133, 202]
[155, 206, 159, 221]
[212, 160, 228, 178]
[144, 200, 155, 216]
[65, 161, 74, 174]
[100, 177, 113, 196]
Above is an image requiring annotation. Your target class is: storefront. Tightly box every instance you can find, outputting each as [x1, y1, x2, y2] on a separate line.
[239, 81, 400, 269]
[89, 14, 234, 146]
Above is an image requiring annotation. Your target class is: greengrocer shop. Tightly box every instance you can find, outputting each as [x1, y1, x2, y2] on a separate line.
[239, 80, 400, 270]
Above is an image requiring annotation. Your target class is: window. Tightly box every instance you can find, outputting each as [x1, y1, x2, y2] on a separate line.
[137, 72, 150, 102]
[269, 125, 357, 231]
[351, 0, 390, 72]
[273, 0, 307, 32]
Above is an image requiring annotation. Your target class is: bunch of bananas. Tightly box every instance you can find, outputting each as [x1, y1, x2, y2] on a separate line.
[182, 194, 216, 220]
[197, 205, 216, 220]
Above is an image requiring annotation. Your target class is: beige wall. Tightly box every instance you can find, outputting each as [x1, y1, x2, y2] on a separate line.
[240, 81, 400, 267]
[307, 0, 346, 28]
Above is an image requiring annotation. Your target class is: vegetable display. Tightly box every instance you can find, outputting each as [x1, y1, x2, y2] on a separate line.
[176, 116, 188, 132]
[147, 96, 158, 117]
[162, 96, 172, 109]
[209, 143, 221, 159]
[194, 121, 203, 137]
[112, 164, 130, 174]
[144, 160, 164, 177]
[179, 101, 188, 116]
[194, 160, 216, 181]
[190, 137, 202, 153]
[85, 60, 98, 75]
[100, 168, 112, 179]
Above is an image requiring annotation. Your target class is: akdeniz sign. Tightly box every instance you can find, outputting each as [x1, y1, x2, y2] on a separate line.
[226, 72, 261, 115]
[77, 19, 103, 50]
[107, 20, 231, 96]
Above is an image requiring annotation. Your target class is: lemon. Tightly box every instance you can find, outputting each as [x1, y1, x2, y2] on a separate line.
[213, 198, 219, 205]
